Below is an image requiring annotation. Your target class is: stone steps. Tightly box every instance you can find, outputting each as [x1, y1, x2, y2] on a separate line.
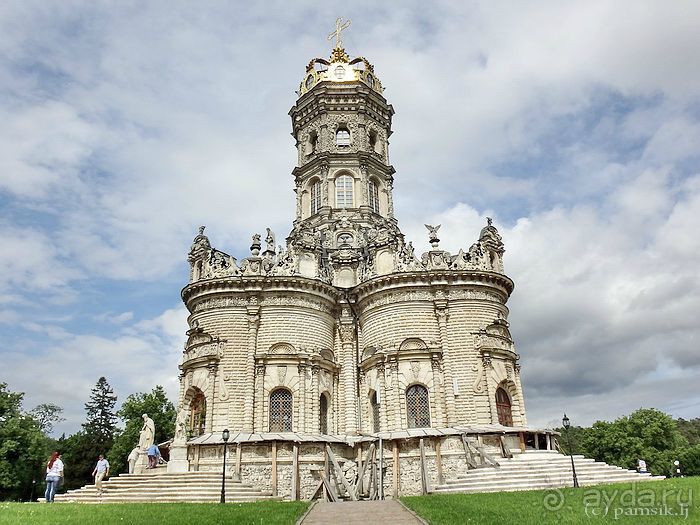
[431, 452, 664, 494]
[53, 471, 277, 503]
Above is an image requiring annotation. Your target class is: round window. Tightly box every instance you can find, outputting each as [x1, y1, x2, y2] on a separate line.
[366, 74, 374, 88]
[334, 66, 345, 79]
[305, 75, 314, 90]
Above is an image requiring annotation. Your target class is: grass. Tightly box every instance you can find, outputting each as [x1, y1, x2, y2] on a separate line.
[402, 478, 699, 524]
[0, 501, 309, 525]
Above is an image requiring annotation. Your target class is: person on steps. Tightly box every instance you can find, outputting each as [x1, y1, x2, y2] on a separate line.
[92, 454, 110, 495]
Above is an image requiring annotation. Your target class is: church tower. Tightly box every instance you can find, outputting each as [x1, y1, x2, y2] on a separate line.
[287, 32, 402, 289]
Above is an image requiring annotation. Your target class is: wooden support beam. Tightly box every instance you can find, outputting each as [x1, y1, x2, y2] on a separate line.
[477, 445, 500, 468]
[392, 441, 399, 499]
[355, 443, 375, 497]
[291, 443, 299, 501]
[435, 438, 444, 485]
[321, 474, 338, 502]
[499, 435, 513, 459]
[461, 434, 478, 469]
[271, 441, 278, 497]
[369, 445, 377, 500]
[356, 444, 364, 495]
[419, 438, 429, 495]
[326, 444, 358, 501]
[378, 438, 384, 500]
[235, 442, 242, 480]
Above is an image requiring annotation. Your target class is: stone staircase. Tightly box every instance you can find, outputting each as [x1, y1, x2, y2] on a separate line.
[432, 450, 665, 494]
[53, 471, 278, 503]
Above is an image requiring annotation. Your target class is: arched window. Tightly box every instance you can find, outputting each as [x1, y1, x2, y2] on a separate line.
[368, 180, 380, 213]
[310, 180, 322, 215]
[269, 388, 293, 432]
[336, 175, 354, 208]
[189, 390, 206, 437]
[370, 390, 380, 433]
[496, 387, 513, 427]
[319, 393, 329, 434]
[336, 127, 351, 146]
[406, 385, 431, 428]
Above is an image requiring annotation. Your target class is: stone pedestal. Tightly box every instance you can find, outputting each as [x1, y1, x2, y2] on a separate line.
[168, 444, 190, 473]
[133, 450, 150, 474]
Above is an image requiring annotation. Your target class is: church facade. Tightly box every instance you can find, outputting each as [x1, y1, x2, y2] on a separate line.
[167, 37, 546, 499]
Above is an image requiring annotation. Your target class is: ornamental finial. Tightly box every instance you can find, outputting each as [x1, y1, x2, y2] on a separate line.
[327, 17, 351, 49]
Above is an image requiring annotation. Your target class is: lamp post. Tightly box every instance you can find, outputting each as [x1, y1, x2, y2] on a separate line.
[562, 414, 579, 488]
[674, 460, 681, 477]
[220, 429, 230, 504]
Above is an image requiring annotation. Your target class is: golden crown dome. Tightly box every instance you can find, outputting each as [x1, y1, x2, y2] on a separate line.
[298, 19, 383, 96]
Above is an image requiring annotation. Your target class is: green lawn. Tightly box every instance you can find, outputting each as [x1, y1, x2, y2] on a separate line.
[0, 501, 308, 525]
[402, 478, 698, 524]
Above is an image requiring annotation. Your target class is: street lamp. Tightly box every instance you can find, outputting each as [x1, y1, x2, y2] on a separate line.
[562, 414, 579, 488]
[220, 429, 230, 504]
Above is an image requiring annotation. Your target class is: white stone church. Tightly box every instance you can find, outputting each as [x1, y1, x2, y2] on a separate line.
[60, 32, 663, 503]
[172, 37, 535, 493]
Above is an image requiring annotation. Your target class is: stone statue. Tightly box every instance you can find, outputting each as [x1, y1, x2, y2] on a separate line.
[265, 228, 276, 252]
[174, 408, 188, 443]
[424, 224, 441, 241]
[138, 413, 155, 450]
[127, 447, 140, 474]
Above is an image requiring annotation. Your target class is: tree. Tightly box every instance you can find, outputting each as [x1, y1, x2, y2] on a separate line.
[61, 377, 118, 490]
[578, 408, 688, 476]
[0, 383, 53, 501]
[82, 376, 118, 450]
[28, 404, 64, 434]
[677, 418, 700, 446]
[108, 386, 176, 475]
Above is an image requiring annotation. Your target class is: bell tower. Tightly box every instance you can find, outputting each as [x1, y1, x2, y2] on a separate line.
[287, 23, 403, 287]
[289, 32, 397, 226]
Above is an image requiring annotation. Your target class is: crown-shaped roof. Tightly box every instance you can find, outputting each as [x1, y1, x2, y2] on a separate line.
[298, 45, 384, 96]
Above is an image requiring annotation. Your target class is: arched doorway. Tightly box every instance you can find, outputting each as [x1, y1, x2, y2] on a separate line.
[496, 387, 513, 426]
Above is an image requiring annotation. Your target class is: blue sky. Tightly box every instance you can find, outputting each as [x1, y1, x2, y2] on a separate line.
[1, 1, 699, 436]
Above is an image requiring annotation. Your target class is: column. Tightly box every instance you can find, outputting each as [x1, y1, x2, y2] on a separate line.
[482, 355, 498, 424]
[311, 365, 320, 432]
[431, 356, 445, 427]
[298, 363, 307, 432]
[338, 306, 357, 433]
[255, 363, 266, 431]
[295, 180, 302, 220]
[377, 362, 388, 431]
[243, 302, 260, 430]
[434, 300, 457, 425]
[387, 358, 401, 430]
[206, 364, 218, 430]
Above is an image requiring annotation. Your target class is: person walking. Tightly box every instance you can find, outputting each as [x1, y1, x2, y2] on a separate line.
[92, 454, 110, 495]
[44, 451, 64, 503]
[146, 443, 161, 468]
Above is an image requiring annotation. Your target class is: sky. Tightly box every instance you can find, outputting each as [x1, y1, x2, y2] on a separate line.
[1, 1, 699, 437]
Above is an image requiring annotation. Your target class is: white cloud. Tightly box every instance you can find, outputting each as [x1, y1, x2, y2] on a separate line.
[0, 1, 699, 431]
